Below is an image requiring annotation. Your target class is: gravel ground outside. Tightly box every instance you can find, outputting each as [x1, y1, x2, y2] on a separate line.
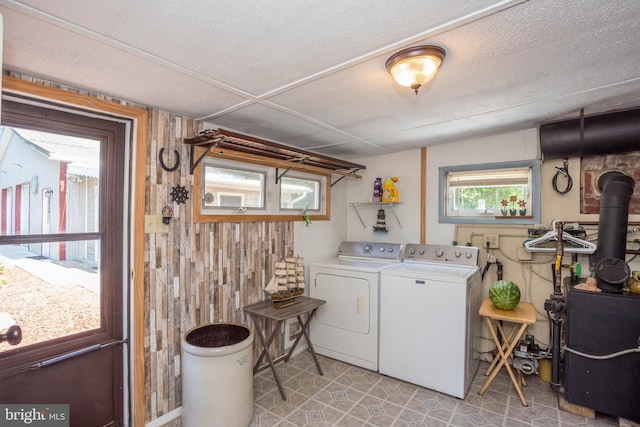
[0, 263, 100, 352]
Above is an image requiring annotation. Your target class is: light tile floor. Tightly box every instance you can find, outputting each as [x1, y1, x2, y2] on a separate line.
[167, 352, 639, 427]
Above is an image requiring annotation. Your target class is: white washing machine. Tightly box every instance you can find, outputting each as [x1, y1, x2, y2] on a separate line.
[379, 243, 481, 399]
[309, 241, 403, 371]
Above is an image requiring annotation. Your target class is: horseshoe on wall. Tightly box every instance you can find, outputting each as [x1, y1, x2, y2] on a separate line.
[159, 148, 180, 172]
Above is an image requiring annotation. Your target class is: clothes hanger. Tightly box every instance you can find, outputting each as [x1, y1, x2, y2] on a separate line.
[524, 220, 597, 254]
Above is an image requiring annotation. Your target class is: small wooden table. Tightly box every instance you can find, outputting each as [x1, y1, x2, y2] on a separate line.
[478, 297, 536, 406]
[243, 296, 326, 400]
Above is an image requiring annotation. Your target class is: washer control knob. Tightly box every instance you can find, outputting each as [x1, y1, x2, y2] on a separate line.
[465, 251, 473, 259]
[409, 248, 416, 254]
[379, 247, 385, 252]
[435, 248, 444, 257]
[363, 244, 372, 253]
[419, 249, 425, 255]
[454, 251, 462, 257]
[388, 248, 394, 253]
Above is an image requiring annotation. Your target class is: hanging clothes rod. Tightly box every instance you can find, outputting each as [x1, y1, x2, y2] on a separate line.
[524, 220, 597, 254]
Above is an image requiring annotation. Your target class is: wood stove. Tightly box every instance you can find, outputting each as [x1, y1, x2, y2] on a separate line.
[563, 280, 640, 422]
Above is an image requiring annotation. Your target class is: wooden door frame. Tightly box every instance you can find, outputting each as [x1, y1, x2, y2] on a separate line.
[2, 76, 148, 427]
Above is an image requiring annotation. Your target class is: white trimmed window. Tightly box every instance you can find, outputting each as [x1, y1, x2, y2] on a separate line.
[439, 160, 540, 224]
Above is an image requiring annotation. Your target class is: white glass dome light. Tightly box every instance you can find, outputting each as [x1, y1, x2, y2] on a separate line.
[386, 45, 446, 95]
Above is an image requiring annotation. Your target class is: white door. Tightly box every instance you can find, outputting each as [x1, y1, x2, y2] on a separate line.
[19, 183, 29, 235]
[41, 189, 51, 257]
[313, 272, 371, 334]
[309, 267, 380, 370]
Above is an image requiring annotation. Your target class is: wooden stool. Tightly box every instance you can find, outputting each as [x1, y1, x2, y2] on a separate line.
[478, 297, 536, 406]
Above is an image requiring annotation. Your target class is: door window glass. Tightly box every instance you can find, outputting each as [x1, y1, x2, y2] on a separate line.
[0, 127, 101, 353]
[0, 240, 100, 350]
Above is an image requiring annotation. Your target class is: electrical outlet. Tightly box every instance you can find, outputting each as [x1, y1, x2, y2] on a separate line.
[484, 233, 500, 249]
[144, 215, 169, 234]
[284, 318, 301, 349]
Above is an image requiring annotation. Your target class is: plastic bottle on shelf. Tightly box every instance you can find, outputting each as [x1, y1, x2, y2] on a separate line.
[381, 177, 399, 203]
[373, 177, 382, 202]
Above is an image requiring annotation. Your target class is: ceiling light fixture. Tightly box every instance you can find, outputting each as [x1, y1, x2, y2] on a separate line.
[386, 45, 446, 95]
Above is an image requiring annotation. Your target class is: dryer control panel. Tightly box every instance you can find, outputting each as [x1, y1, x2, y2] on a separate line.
[337, 241, 404, 261]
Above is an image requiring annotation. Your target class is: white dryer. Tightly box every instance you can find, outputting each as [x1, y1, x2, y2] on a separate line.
[379, 243, 481, 399]
[309, 241, 403, 371]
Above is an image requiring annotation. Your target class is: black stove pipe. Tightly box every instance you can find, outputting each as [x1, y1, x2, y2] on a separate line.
[595, 171, 636, 292]
[540, 107, 640, 160]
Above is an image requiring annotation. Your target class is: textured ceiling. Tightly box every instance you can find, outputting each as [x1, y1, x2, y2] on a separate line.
[1, 0, 639, 159]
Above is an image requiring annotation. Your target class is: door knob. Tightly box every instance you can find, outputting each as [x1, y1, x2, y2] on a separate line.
[0, 325, 22, 346]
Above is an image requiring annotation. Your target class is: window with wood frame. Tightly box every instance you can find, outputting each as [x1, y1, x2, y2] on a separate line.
[193, 154, 329, 223]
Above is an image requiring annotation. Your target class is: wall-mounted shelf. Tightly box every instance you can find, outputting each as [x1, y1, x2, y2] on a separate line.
[350, 202, 402, 229]
[184, 129, 365, 185]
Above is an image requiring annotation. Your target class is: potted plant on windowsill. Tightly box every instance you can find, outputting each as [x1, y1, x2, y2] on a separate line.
[500, 199, 509, 216]
[509, 195, 518, 216]
[518, 199, 527, 216]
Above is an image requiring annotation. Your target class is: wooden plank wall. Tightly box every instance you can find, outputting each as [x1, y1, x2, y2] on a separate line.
[146, 109, 295, 420]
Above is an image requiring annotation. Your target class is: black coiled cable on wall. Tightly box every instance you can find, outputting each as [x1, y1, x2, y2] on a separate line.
[551, 109, 584, 194]
[552, 158, 573, 194]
